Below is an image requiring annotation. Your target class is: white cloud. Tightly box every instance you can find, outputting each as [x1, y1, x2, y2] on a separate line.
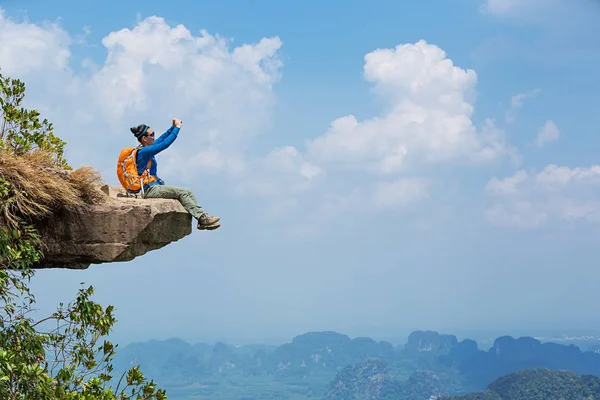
[485, 170, 528, 195]
[242, 39, 519, 217]
[484, 164, 600, 228]
[481, 0, 566, 19]
[505, 88, 540, 123]
[534, 120, 559, 147]
[0, 11, 71, 75]
[371, 178, 428, 209]
[305, 40, 517, 174]
[233, 146, 322, 198]
[482, 0, 517, 15]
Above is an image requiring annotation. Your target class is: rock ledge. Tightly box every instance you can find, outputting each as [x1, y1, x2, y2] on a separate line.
[33, 185, 192, 269]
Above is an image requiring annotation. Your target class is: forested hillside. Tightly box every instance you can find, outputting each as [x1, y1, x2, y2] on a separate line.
[441, 369, 600, 400]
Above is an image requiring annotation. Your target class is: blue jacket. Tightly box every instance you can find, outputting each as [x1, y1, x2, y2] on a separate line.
[135, 125, 180, 191]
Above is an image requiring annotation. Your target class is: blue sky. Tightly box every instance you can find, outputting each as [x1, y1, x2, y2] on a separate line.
[1, 0, 600, 346]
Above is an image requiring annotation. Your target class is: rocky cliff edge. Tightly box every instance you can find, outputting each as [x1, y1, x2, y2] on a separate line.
[33, 184, 192, 269]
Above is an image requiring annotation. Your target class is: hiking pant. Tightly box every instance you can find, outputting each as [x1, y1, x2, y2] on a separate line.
[144, 185, 205, 220]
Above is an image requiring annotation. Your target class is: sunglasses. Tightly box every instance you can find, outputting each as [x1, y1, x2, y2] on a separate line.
[144, 132, 155, 137]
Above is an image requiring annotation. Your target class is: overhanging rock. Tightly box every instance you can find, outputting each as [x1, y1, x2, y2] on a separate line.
[33, 185, 192, 269]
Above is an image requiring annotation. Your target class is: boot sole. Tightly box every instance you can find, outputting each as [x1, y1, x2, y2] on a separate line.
[198, 222, 221, 230]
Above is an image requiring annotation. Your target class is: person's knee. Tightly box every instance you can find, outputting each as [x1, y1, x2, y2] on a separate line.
[178, 187, 194, 198]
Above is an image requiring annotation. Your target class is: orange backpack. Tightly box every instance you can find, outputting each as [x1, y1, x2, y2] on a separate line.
[116, 147, 157, 196]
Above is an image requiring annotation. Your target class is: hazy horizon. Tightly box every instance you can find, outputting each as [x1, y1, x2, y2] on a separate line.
[105, 325, 600, 350]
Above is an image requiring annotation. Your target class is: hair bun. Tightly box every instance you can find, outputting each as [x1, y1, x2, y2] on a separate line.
[130, 127, 137, 135]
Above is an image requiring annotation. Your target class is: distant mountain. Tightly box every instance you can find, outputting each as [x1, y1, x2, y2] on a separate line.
[320, 330, 600, 399]
[265, 331, 395, 376]
[440, 368, 600, 400]
[109, 330, 600, 399]
[440, 334, 600, 388]
[111, 338, 278, 385]
[404, 330, 459, 355]
[112, 331, 395, 381]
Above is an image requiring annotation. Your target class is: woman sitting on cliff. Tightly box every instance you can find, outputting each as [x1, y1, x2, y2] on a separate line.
[129, 118, 220, 231]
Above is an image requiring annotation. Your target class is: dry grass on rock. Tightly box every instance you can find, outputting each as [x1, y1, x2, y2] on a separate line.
[68, 165, 108, 205]
[0, 149, 108, 228]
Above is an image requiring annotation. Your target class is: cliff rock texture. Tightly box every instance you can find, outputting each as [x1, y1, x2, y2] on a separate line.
[34, 185, 192, 269]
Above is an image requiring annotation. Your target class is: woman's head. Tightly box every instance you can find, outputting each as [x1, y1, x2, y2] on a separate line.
[130, 124, 155, 146]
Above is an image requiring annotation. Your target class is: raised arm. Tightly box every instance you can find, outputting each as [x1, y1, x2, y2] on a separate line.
[138, 125, 180, 158]
[154, 125, 178, 146]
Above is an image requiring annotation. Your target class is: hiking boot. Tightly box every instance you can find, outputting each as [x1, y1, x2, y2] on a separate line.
[198, 213, 220, 230]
